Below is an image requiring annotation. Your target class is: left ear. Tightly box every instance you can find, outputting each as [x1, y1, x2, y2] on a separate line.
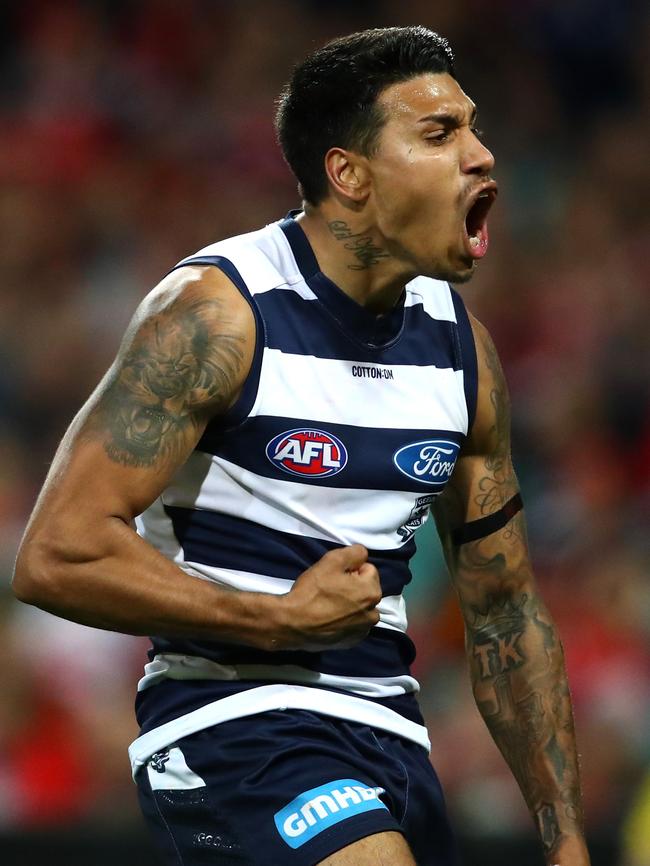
[323, 148, 371, 204]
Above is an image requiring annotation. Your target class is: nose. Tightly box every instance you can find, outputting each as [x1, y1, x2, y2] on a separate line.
[462, 131, 495, 176]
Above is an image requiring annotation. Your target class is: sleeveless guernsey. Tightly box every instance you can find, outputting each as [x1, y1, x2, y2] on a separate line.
[128, 213, 478, 775]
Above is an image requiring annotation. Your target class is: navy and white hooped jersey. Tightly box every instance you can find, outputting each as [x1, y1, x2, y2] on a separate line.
[129, 213, 478, 775]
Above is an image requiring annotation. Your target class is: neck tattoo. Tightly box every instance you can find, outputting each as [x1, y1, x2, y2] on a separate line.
[327, 220, 391, 270]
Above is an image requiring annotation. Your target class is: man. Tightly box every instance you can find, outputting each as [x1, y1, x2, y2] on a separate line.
[13, 26, 590, 866]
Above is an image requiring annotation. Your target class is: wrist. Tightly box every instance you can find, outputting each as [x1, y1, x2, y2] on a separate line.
[209, 588, 290, 652]
[246, 591, 295, 651]
[545, 832, 590, 866]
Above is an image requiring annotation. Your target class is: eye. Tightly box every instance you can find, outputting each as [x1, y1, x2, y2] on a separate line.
[471, 126, 484, 140]
[425, 131, 450, 145]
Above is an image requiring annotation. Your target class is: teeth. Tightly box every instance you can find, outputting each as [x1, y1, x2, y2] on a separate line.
[470, 236, 480, 247]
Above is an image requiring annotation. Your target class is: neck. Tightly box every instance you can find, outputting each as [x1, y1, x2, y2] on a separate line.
[296, 202, 417, 314]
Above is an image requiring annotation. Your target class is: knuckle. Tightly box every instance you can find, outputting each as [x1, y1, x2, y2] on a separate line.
[362, 564, 380, 585]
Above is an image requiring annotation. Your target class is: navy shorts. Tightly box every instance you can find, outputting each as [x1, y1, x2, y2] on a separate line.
[136, 709, 458, 866]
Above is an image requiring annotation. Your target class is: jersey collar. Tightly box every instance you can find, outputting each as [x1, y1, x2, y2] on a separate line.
[279, 211, 406, 350]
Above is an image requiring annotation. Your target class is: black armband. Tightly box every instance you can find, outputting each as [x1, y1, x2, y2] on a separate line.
[451, 492, 523, 546]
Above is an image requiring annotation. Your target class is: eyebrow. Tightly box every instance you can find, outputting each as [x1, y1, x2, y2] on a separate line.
[417, 106, 478, 127]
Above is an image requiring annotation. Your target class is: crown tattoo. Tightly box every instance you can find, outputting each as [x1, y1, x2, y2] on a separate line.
[468, 593, 528, 639]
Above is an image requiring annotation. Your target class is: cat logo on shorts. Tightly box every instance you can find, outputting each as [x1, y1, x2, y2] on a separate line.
[266, 428, 348, 479]
[274, 779, 387, 848]
[149, 749, 170, 773]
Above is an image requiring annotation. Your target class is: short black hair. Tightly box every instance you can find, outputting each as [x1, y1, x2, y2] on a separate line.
[275, 26, 455, 205]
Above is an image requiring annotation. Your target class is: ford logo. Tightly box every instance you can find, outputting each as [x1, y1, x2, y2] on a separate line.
[393, 439, 460, 486]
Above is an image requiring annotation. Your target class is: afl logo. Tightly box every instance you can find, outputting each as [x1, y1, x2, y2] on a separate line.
[393, 439, 460, 486]
[266, 428, 348, 479]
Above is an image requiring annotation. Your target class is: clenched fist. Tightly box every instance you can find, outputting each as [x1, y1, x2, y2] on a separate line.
[271, 544, 382, 651]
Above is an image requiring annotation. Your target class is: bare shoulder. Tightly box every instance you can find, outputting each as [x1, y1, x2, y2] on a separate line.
[85, 263, 256, 471]
[467, 311, 504, 379]
[133, 263, 254, 339]
[13, 263, 257, 557]
[433, 309, 517, 534]
[465, 310, 511, 458]
[130, 264, 255, 376]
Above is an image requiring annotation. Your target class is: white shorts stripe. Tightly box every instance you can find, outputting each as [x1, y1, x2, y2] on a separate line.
[129, 683, 431, 778]
[137, 653, 420, 697]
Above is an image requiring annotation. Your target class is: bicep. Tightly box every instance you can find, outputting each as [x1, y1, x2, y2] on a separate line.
[435, 312, 518, 531]
[433, 314, 532, 606]
[29, 266, 254, 530]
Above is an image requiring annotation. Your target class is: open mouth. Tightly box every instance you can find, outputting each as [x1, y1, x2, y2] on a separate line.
[463, 184, 497, 260]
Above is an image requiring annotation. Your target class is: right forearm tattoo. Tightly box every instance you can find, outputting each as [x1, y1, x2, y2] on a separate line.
[442, 483, 585, 855]
[433, 324, 585, 855]
[459, 544, 584, 856]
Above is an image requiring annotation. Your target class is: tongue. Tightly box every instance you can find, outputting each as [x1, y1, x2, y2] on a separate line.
[468, 224, 489, 259]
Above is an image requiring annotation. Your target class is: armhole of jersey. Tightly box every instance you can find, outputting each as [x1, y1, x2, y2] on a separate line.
[450, 287, 479, 435]
[169, 255, 265, 436]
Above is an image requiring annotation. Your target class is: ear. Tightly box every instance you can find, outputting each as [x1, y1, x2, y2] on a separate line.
[323, 148, 371, 204]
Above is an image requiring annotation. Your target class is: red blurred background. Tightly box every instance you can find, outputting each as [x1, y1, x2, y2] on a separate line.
[1, 2, 648, 863]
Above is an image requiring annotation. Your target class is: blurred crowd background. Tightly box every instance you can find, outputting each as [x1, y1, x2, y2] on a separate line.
[1, 1, 648, 863]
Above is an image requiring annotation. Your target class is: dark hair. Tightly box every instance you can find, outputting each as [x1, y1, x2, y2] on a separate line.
[275, 26, 455, 205]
